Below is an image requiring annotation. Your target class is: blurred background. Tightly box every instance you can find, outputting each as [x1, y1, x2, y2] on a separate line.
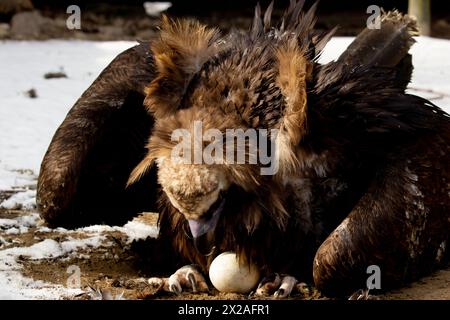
[1, 0, 449, 40]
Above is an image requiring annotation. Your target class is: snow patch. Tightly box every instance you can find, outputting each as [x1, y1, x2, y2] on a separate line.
[0, 190, 36, 210]
[122, 220, 159, 243]
[0, 236, 107, 266]
[77, 219, 159, 243]
[0, 272, 83, 300]
[0, 213, 41, 230]
[0, 235, 109, 299]
[78, 225, 119, 233]
[36, 226, 52, 233]
[5, 227, 28, 235]
[61, 235, 109, 253]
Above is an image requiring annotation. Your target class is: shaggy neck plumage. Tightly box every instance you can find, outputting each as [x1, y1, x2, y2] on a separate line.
[157, 180, 303, 270]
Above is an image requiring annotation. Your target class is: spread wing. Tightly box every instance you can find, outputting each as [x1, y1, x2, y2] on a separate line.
[37, 41, 159, 227]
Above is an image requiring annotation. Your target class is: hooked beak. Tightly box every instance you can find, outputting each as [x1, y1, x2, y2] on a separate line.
[188, 198, 225, 238]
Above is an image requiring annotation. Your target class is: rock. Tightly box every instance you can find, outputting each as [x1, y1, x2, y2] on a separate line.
[10, 10, 43, 38]
[0, 23, 10, 39]
[0, 0, 33, 16]
[11, 10, 70, 39]
[44, 71, 67, 79]
[25, 88, 37, 98]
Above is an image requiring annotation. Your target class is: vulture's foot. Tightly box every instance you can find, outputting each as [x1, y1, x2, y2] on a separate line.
[348, 289, 377, 300]
[148, 265, 209, 295]
[254, 274, 298, 298]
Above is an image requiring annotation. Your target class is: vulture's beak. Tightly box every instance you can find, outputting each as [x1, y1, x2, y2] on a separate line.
[188, 198, 225, 238]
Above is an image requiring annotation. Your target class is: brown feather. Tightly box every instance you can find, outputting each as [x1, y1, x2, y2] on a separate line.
[144, 16, 224, 118]
[275, 38, 312, 178]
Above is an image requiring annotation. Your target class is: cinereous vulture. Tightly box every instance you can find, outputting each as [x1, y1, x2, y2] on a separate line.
[37, 1, 450, 297]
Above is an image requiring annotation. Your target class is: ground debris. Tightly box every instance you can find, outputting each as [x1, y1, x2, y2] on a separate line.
[25, 88, 37, 98]
[44, 71, 67, 79]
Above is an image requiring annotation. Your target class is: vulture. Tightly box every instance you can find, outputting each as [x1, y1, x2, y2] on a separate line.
[36, 0, 450, 297]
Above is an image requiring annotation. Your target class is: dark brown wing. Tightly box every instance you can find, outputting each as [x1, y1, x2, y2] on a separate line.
[313, 129, 450, 296]
[308, 10, 445, 155]
[315, 11, 418, 93]
[37, 41, 158, 228]
[309, 11, 450, 296]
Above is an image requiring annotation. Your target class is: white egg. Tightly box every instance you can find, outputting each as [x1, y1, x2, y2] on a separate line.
[209, 252, 260, 294]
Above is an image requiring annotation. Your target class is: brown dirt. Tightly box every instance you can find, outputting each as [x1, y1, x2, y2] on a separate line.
[0, 206, 449, 300]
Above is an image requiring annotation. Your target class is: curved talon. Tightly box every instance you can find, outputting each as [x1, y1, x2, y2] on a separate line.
[256, 274, 298, 298]
[348, 289, 371, 300]
[182, 265, 209, 293]
[148, 265, 209, 295]
[169, 284, 181, 295]
[274, 276, 297, 298]
[274, 288, 285, 298]
[187, 271, 197, 293]
[168, 273, 183, 295]
[256, 273, 281, 296]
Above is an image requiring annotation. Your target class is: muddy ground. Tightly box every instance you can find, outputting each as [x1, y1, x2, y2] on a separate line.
[1, 205, 449, 300]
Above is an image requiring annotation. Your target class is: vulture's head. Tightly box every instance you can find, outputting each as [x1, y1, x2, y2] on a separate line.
[127, 8, 331, 251]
